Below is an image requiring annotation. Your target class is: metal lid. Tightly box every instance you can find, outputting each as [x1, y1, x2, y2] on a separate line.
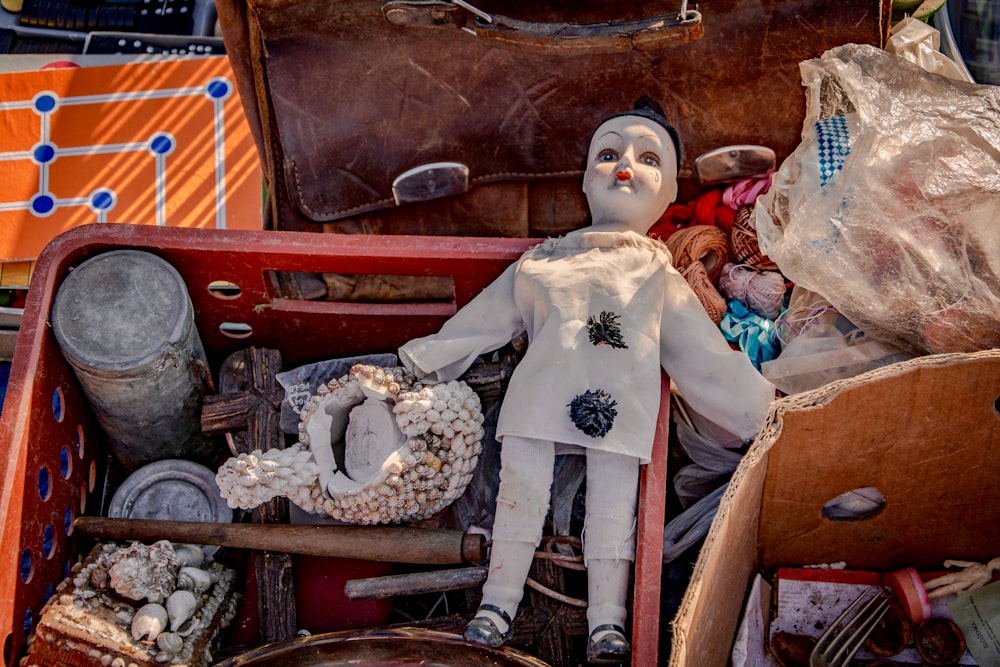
[51, 249, 194, 375]
[109, 459, 232, 547]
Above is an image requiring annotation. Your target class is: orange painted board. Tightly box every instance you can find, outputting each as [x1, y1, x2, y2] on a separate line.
[0, 56, 262, 261]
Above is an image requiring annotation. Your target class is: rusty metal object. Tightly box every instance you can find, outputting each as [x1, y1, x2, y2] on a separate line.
[213, 627, 551, 666]
[345, 566, 488, 600]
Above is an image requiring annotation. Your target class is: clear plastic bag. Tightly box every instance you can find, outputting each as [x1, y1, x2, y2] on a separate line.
[755, 43, 1000, 355]
[762, 286, 914, 394]
[275, 353, 398, 433]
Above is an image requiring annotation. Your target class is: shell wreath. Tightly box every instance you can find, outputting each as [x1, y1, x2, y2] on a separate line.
[216, 364, 485, 525]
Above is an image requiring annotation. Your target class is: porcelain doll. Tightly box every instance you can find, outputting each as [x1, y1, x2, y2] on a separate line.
[398, 97, 775, 663]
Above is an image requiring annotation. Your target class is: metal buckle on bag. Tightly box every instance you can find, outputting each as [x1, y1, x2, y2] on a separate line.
[694, 145, 777, 184]
[392, 162, 470, 205]
[382, 0, 465, 28]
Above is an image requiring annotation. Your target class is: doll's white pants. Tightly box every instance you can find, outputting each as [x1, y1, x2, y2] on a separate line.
[480, 435, 639, 634]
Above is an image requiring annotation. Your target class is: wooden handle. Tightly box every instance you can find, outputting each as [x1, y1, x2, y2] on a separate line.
[73, 517, 486, 565]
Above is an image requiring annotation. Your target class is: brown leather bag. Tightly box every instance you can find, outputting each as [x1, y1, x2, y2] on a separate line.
[217, 0, 889, 237]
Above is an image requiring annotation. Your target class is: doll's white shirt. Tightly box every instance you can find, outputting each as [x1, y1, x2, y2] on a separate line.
[398, 228, 774, 463]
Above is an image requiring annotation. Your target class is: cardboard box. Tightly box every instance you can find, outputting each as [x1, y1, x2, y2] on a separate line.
[669, 349, 1000, 666]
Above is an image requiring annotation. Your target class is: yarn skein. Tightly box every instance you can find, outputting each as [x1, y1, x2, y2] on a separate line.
[649, 190, 736, 240]
[666, 225, 730, 284]
[730, 205, 779, 271]
[719, 263, 786, 320]
[681, 261, 727, 324]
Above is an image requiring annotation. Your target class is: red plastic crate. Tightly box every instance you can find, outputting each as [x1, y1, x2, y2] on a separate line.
[0, 223, 667, 665]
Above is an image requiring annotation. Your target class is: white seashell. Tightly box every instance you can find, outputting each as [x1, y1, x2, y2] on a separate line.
[176, 566, 214, 594]
[131, 603, 168, 642]
[166, 589, 198, 632]
[172, 544, 205, 569]
[155, 631, 183, 659]
[174, 617, 200, 637]
[109, 541, 178, 604]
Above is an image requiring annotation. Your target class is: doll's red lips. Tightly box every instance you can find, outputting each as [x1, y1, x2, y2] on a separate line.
[616, 171, 631, 181]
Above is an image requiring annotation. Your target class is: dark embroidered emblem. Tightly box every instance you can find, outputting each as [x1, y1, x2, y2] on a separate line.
[586, 311, 628, 349]
[568, 389, 618, 438]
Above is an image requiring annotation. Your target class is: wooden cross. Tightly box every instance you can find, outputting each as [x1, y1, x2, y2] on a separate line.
[201, 346, 296, 643]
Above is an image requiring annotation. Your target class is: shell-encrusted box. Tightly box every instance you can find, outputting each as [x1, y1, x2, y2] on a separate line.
[24, 541, 239, 667]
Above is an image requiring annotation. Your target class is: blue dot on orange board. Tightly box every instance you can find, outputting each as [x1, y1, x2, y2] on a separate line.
[92, 191, 113, 210]
[31, 195, 54, 215]
[150, 134, 173, 154]
[33, 144, 55, 163]
[34, 94, 55, 112]
[207, 79, 230, 99]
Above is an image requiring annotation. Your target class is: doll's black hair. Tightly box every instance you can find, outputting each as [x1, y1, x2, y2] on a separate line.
[598, 96, 682, 169]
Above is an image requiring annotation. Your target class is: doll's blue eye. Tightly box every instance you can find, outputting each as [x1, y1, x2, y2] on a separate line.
[597, 149, 619, 162]
[640, 152, 661, 167]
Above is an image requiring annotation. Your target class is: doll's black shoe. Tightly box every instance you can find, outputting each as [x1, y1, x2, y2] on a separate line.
[463, 604, 514, 647]
[586, 624, 630, 664]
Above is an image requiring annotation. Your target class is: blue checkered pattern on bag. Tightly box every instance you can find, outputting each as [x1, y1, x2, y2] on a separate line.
[814, 115, 852, 188]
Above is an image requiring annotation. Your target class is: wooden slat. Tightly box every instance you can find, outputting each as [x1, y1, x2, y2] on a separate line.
[0, 261, 34, 288]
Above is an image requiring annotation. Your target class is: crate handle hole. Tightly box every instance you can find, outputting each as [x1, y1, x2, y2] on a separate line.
[60, 446, 72, 479]
[37, 466, 50, 501]
[995, 395, 1000, 418]
[64, 505, 74, 536]
[42, 525, 54, 559]
[219, 322, 253, 339]
[4, 631, 13, 667]
[51, 387, 64, 422]
[208, 280, 242, 300]
[21, 608, 31, 641]
[76, 426, 85, 460]
[19, 549, 32, 583]
[821, 486, 885, 521]
[267, 271, 455, 304]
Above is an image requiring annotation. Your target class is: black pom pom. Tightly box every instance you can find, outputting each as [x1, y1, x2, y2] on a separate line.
[567, 389, 618, 438]
[587, 311, 629, 349]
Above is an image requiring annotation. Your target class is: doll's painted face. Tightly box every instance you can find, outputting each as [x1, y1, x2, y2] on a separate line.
[582, 115, 678, 233]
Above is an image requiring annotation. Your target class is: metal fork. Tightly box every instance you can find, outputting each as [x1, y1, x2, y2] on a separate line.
[809, 589, 891, 667]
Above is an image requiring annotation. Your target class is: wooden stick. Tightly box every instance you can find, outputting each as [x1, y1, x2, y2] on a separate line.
[217, 346, 296, 644]
[344, 566, 488, 600]
[73, 517, 487, 565]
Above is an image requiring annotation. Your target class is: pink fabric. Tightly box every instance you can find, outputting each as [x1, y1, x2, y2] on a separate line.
[722, 173, 773, 209]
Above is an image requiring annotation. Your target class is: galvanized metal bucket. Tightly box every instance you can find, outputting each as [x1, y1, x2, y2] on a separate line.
[51, 249, 218, 470]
